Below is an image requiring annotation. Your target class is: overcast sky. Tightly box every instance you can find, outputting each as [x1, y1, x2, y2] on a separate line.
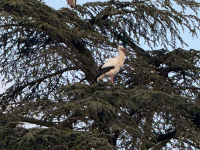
[0, 0, 199, 93]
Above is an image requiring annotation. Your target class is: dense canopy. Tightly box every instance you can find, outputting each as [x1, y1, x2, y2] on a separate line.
[0, 0, 200, 149]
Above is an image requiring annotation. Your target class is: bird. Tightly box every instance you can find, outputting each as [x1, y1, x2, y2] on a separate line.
[96, 45, 126, 84]
[67, 0, 76, 8]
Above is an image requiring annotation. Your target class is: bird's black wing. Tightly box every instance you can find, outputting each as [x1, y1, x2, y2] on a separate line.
[96, 66, 115, 81]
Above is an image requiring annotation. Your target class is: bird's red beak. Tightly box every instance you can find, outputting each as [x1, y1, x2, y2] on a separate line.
[122, 48, 127, 54]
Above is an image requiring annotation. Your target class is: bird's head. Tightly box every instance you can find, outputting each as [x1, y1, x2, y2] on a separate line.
[118, 45, 126, 54]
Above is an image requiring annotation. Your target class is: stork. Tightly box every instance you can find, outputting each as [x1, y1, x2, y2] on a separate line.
[67, 0, 76, 8]
[96, 45, 126, 84]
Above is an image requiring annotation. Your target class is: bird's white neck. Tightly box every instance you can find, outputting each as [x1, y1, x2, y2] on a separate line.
[118, 49, 125, 57]
[117, 50, 125, 67]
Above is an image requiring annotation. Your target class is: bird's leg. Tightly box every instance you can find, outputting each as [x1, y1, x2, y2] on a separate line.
[111, 74, 114, 84]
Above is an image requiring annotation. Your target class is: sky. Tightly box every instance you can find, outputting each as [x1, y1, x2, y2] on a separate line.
[0, 0, 199, 93]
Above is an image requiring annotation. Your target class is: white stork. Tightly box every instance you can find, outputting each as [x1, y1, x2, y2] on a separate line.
[96, 45, 126, 84]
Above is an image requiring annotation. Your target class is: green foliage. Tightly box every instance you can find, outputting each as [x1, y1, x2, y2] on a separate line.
[0, 0, 200, 149]
[1, 83, 200, 149]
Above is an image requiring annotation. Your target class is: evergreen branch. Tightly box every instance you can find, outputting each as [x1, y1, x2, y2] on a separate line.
[156, 130, 176, 143]
[17, 116, 58, 128]
[1, 0, 98, 84]
[0, 23, 25, 27]
[156, 66, 183, 77]
[181, 138, 200, 149]
[149, 130, 176, 149]
[50, 33, 98, 84]
[141, 112, 154, 149]
[176, 87, 200, 90]
[17, 116, 75, 130]
[1, 67, 76, 100]
[82, 0, 200, 49]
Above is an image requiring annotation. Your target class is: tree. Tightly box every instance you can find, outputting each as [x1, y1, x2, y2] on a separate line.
[0, 0, 200, 149]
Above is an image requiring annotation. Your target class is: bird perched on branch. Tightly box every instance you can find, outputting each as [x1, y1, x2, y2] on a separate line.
[96, 45, 126, 84]
[66, 0, 76, 8]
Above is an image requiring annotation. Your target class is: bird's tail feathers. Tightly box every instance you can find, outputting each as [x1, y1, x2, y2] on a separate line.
[95, 66, 115, 82]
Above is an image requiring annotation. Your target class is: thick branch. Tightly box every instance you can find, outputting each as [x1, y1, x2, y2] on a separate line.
[156, 66, 183, 77]
[1, 67, 76, 100]
[150, 130, 176, 149]
[156, 130, 176, 143]
[18, 116, 58, 128]
[17, 116, 74, 130]
[48, 35, 98, 85]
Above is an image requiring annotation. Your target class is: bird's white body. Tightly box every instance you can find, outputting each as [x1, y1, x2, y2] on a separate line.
[96, 46, 126, 83]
